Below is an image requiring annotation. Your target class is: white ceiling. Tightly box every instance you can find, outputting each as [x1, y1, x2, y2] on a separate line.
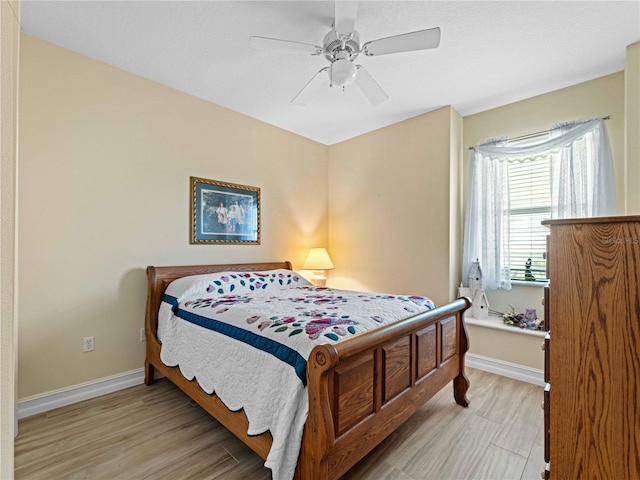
[20, 1, 640, 145]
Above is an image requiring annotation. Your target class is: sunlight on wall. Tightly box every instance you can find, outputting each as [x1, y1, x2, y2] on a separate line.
[328, 107, 462, 306]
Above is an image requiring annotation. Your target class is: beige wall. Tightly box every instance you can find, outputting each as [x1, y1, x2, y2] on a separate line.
[327, 106, 462, 306]
[1, 0, 19, 475]
[17, 35, 329, 399]
[465, 325, 544, 370]
[462, 72, 628, 369]
[626, 42, 640, 214]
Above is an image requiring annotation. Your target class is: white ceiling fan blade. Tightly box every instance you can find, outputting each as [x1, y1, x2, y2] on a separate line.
[363, 27, 441, 56]
[334, 1, 359, 38]
[355, 65, 388, 106]
[249, 36, 322, 56]
[292, 67, 329, 106]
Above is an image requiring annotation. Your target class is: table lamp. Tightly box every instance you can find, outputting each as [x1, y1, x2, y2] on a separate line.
[302, 247, 335, 286]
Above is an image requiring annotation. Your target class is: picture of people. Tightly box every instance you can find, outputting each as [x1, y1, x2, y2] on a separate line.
[214, 202, 228, 230]
[191, 177, 260, 244]
[203, 193, 253, 234]
[204, 197, 252, 234]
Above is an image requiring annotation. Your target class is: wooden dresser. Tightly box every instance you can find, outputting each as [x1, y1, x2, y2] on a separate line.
[542, 216, 640, 479]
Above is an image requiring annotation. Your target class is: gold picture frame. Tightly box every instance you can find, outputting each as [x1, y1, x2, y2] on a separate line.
[190, 176, 260, 244]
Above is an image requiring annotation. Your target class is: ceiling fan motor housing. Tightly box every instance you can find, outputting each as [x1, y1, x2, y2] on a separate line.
[323, 29, 360, 62]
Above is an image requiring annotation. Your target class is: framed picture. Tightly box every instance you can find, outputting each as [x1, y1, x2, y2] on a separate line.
[190, 176, 260, 244]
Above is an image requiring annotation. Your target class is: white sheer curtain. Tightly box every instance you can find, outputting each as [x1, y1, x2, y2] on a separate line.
[549, 119, 617, 217]
[463, 118, 617, 290]
[462, 137, 511, 290]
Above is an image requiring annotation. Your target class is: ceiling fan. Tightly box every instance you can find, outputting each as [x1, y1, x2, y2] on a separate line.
[249, 2, 441, 106]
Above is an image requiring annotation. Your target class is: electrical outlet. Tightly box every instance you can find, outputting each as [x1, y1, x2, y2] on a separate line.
[140, 328, 146, 342]
[83, 336, 94, 352]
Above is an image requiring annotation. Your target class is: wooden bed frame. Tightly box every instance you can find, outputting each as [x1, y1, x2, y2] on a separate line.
[144, 261, 472, 479]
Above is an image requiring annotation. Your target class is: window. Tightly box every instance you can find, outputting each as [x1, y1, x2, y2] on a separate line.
[507, 156, 550, 282]
[463, 118, 616, 290]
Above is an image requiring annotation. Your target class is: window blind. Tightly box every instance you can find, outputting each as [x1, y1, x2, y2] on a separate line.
[507, 157, 551, 281]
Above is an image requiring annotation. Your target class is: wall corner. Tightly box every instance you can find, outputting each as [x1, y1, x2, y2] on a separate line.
[449, 107, 464, 301]
[625, 42, 640, 214]
[1, 0, 20, 475]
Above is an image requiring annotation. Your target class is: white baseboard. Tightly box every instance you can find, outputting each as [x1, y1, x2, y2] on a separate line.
[16, 355, 541, 421]
[17, 368, 146, 420]
[466, 353, 545, 386]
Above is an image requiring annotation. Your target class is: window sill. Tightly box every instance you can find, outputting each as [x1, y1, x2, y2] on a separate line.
[509, 280, 549, 288]
[464, 314, 546, 338]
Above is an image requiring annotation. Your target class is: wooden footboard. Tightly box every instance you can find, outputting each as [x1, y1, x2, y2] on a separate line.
[144, 262, 471, 480]
[301, 298, 471, 479]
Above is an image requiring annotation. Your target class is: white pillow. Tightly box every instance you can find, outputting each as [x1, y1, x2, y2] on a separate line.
[164, 269, 311, 301]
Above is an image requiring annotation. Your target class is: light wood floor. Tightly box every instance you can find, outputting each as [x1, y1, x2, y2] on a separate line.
[15, 368, 545, 480]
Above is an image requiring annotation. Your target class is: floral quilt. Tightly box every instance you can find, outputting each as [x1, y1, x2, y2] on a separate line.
[157, 269, 436, 480]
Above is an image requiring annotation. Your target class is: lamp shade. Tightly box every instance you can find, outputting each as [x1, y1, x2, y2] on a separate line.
[302, 248, 335, 271]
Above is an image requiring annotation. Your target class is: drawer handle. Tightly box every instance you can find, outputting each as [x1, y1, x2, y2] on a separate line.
[540, 342, 545, 351]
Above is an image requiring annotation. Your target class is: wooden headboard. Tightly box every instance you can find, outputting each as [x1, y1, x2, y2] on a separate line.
[145, 261, 292, 338]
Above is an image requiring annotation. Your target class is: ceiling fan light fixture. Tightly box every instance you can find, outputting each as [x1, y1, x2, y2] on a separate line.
[330, 58, 357, 87]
